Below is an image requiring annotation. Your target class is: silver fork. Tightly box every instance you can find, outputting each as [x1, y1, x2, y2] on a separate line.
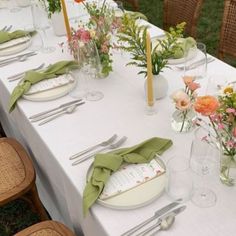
[7, 63, 45, 82]
[1, 25, 12, 32]
[72, 136, 127, 165]
[69, 134, 118, 160]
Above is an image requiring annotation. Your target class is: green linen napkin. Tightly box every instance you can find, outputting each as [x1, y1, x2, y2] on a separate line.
[9, 60, 78, 112]
[125, 11, 148, 21]
[83, 137, 173, 216]
[0, 30, 36, 44]
[171, 37, 196, 59]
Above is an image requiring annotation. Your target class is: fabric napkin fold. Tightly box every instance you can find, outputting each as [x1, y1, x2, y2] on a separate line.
[83, 137, 173, 216]
[0, 30, 35, 44]
[9, 60, 78, 112]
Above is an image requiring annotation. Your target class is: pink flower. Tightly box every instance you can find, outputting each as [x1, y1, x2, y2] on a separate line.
[188, 81, 200, 91]
[79, 30, 91, 43]
[226, 108, 236, 114]
[233, 127, 236, 137]
[218, 123, 224, 129]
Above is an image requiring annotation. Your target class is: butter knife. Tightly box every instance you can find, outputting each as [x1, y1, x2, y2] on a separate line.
[120, 200, 181, 236]
[176, 57, 215, 70]
[136, 205, 186, 236]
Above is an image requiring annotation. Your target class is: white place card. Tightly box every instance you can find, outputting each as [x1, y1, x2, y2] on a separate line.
[99, 159, 165, 200]
[25, 74, 75, 95]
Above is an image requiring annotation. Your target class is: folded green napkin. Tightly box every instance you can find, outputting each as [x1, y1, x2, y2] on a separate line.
[83, 137, 173, 216]
[0, 30, 36, 44]
[171, 37, 196, 59]
[125, 11, 148, 21]
[9, 60, 78, 112]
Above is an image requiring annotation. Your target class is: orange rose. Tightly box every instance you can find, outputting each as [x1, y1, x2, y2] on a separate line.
[194, 96, 219, 116]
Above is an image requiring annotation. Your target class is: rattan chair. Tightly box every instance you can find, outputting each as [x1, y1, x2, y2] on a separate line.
[218, 0, 236, 60]
[14, 221, 77, 236]
[0, 138, 48, 221]
[117, 0, 139, 11]
[163, 0, 205, 38]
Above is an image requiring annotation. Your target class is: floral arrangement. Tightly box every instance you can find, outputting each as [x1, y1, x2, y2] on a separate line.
[72, 0, 121, 77]
[171, 76, 200, 132]
[194, 85, 236, 185]
[117, 15, 186, 76]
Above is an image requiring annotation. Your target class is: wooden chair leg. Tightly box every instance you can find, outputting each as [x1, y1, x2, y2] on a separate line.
[28, 184, 49, 221]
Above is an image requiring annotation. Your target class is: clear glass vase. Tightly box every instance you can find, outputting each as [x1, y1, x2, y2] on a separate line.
[220, 153, 236, 186]
[171, 109, 196, 133]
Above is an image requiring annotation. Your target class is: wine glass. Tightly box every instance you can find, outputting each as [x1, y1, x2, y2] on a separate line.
[31, 2, 55, 53]
[190, 127, 220, 208]
[76, 41, 104, 101]
[184, 42, 207, 80]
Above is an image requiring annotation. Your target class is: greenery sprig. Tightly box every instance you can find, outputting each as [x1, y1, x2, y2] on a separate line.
[117, 14, 185, 76]
[39, 0, 61, 18]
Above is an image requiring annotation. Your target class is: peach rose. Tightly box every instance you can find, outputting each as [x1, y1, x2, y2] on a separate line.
[194, 96, 219, 116]
[188, 81, 200, 91]
[183, 76, 194, 85]
[171, 90, 189, 102]
[176, 97, 191, 111]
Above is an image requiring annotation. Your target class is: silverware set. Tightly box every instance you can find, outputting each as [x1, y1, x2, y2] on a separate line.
[0, 51, 37, 67]
[7, 63, 46, 82]
[29, 99, 85, 126]
[174, 57, 215, 70]
[121, 201, 186, 236]
[70, 134, 127, 165]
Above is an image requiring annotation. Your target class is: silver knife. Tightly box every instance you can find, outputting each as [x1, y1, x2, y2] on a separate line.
[120, 201, 181, 236]
[137, 205, 186, 236]
[0, 51, 36, 64]
[0, 39, 31, 51]
[29, 99, 83, 121]
[0, 52, 37, 66]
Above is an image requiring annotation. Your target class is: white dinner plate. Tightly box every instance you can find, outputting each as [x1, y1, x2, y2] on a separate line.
[22, 74, 77, 102]
[151, 36, 197, 65]
[0, 36, 32, 56]
[87, 158, 166, 210]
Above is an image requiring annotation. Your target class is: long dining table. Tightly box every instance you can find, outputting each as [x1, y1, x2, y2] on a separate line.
[1, 2, 236, 236]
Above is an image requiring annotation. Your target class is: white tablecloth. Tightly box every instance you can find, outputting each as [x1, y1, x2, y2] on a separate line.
[1, 3, 236, 236]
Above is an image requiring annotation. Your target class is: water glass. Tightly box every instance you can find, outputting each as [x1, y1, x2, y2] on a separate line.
[184, 42, 207, 80]
[166, 156, 193, 202]
[190, 127, 220, 208]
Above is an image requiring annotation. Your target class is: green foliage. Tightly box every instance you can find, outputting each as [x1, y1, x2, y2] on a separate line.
[117, 14, 185, 76]
[40, 0, 61, 18]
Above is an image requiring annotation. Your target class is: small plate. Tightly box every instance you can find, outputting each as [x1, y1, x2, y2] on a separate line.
[22, 74, 77, 102]
[87, 158, 166, 210]
[0, 36, 32, 57]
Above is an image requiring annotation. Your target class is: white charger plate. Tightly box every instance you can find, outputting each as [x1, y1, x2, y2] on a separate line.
[22, 74, 77, 102]
[0, 36, 32, 57]
[87, 158, 166, 210]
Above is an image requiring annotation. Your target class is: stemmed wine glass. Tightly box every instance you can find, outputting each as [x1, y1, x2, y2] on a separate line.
[31, 1, 55, 53]
[190, 127, 220, 208]
[76, 41, 104, 101]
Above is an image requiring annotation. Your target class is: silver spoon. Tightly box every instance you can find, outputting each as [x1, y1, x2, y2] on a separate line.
[38, 105, 77, 126]
[137, 214, 175, 236]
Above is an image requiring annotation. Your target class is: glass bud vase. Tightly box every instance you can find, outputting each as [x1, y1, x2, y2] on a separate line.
[171, 109, 196, 133]
[220, 153, 236, 186]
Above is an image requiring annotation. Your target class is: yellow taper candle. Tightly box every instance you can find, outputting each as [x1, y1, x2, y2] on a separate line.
[146, 31, 154, 106]
[60, 0, 71, 40]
